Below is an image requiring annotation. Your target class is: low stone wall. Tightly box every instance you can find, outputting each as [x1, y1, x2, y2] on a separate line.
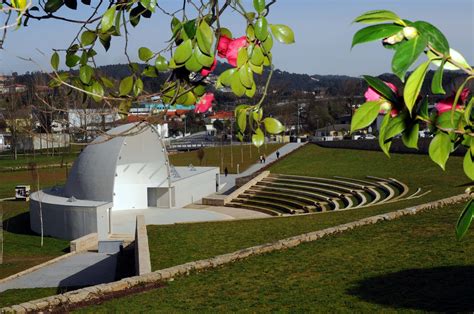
[2, 193, 468, 312]
[202, 171, 270, 206]
[135, 215, 151, 276]
[314, 138, 467, 156]
[70, 233, 98, 253]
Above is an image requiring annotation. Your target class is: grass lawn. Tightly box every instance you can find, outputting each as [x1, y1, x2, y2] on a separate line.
[168, 143, 284, 173]
[147, 144, 466, 270]
[0, 288, 58, 308]
[0, 167, 69, 280]
[79, 203, 474, 312]
[0, 151, 79, 170]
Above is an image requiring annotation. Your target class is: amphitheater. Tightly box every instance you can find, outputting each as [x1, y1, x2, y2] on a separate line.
[225, 173, 429, 216]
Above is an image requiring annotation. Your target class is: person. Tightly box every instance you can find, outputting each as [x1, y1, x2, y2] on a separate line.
[276, 150, 280, 159]
[263, 154, 266, 163]
[224, 167, 228, 177]
[259, 155, 263, 163]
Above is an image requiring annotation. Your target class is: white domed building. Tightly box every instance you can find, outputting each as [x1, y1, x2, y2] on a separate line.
[30, 123, 222, 240]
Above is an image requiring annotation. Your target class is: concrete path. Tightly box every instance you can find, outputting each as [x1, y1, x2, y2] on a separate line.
[111, 207, 234, 234]
[0, 252, 118, 293]
[218, 142, 305, 194]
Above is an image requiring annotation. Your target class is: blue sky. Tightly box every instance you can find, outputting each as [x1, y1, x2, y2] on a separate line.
[0, 0, 472, 76]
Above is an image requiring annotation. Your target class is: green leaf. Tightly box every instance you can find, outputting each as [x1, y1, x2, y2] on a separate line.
[419, 97, 429, 120]
[182, 19, 197, 40]
[263, 117, 284, 134]
[218, 68, 237, 87]
[174, 39, 193, 64]
[384, 114, 407, 140]
[255, 17, 269, 41]
[100, 76, 114, 88]
[402, 123, 419, 149]
[143, 66, 158, 78]
[250, 45, 264, 66]
[51, 52, 59, 71]
[249, 62, 263, 75]
[352, 24, 402, 48]
[184, 53, 203, 72]
[154, 55, 168, 72]
[138, 47, 153, 62]
[350, 101, 382, 132]
[464, 97, 474, 124]
[353, 10, 404, 25]
[118, 100, 132, 118]
[456, 199, 474, 240]
[413, 21, 449, 55]
[463, 150, 474, 181]
[231, 72, 246, 97]
[403, 60, 431, 114]
[436, 111, 462, 130]
[101, 6, 116, 33]
[269, 24, 295, 44]
[392, 35, 428, 81]
[246, 82, 257, 98]
[237, 47, 248, 68]
[99, 33, 111, 51]
[196, 21, 214, 56]
[91, 81, 104, 102]
[133, 78, 143, 96]
[253, 0, 265, 13]
[64, 0, 77, 10]
[119, 75, 134, 96]
[44, 0, 64, 13]
[262, 34, 273, 53]
[378, 113, 392, 157]
[252, 128, 265, 147]
[194, 48, 214, 68]
[431, 59, 446, 95]
[81, 31, 97, 46]
[237, 109, 247, 132]
[429, 132, 452, 170]
[79, 65, 93, 84]
[65, 54, 80, 68]
[363, 75, 398, 104]
[239, 64, 253, 89]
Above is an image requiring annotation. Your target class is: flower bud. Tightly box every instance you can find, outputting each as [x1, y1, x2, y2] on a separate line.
[402, 27, 418, 40]
[383, 31, 404, 45]
[379, 101, 392, 114]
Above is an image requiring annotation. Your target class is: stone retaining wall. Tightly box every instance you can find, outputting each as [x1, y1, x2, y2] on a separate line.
[70, 233, 98, 253]
[2, 193, 469, 313]
[135, 215, 151, 276]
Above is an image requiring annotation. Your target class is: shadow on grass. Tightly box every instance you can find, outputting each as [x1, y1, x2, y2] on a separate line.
[347, 266, 474, 312]
[2, 212, 35, 236]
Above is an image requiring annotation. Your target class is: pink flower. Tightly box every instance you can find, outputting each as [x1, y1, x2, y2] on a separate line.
[201, 58, 217, 77]
[364, 82, 398, 102]
[195, 93, 215, 114]
[225, 36, 248, 67]
[217, 35, 232, 58]
[435, 88, 470, 115]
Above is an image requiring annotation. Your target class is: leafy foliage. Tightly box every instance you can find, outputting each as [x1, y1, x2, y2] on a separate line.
[352, 10, 474, 239]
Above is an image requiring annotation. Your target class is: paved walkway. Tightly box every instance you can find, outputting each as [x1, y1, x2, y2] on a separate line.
[0, 252, 118, 293]
[218, 142, 305, 194]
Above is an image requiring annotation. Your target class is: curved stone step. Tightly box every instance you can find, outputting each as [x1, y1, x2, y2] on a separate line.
[227, 202, 282, 216]
[252, 185, 342, 211]
[258, 181, 343, 198]
[241, 193, 309, 211]
[234, 198, 301, 214]
[245, 190, 320, 207]
[264, 177, 358, 195]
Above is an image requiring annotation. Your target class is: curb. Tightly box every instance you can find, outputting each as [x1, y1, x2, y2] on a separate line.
[1, 193, 468, 313]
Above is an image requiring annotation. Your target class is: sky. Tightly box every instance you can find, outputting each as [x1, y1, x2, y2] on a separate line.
[0, 0, 472, 76]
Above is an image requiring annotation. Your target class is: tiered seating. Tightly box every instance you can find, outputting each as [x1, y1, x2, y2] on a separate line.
[226, 173, 427, 216]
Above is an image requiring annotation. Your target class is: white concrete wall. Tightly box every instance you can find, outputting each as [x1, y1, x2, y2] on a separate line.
[172, 168, 219, 208]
